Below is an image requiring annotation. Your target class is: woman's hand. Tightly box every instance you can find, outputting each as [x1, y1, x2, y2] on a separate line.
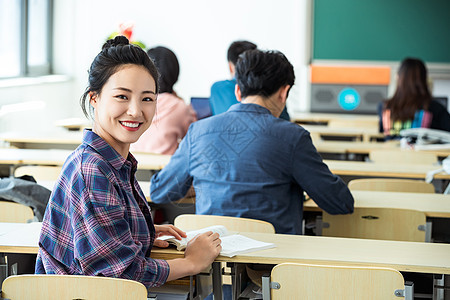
[184, 231, 222, 273]
[153, 224, 186, 248]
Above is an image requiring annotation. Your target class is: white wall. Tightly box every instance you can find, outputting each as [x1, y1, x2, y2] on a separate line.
[69, 0, 311, 115]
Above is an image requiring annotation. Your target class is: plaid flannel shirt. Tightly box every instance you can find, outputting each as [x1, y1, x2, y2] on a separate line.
[35, 129, 169, 288]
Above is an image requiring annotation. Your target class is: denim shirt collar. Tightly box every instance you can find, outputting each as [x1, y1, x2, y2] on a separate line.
[228, 102, 272, 116]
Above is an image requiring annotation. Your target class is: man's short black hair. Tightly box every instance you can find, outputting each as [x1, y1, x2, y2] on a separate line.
[235, 49, 295, 99]
[227, 40, 257, 65]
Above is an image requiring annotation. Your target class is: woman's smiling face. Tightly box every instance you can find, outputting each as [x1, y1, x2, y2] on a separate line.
[90, 64, 157, 157]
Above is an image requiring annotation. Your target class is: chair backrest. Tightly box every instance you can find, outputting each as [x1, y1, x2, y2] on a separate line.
[309, 132, 322, 143]
[348, 178, 435, 193]
[270, 263, 405, 300]
[369, 149, 438, 165]
[0, 200, 34, 223]
[14, 165, 62, 181]
[322, 207, 426, 242]
[174, 214, 275, 233]
[1, 274, 148, 300]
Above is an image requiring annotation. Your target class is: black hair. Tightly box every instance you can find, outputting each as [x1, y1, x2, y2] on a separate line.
[147, 46, 179, 94]
[235, 49, 295, 99]
[80, 35, 159, 118]
[227, 40, 257, 65]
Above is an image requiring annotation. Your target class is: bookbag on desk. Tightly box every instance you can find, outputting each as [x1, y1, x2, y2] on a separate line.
[0, 177, 50, 221]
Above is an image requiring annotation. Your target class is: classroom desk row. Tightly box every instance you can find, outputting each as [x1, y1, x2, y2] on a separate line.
[1, 222, 449, 299]
[53, 113, 378, 131]
[302, 124, 384, 142]
[303, 190, 450, 218]
[0, 148, 171, 174]
[291, 112, 379, 125]
[323, 159, 450, 180]
[314, 140, 450, 159]
[3, 130, 449, 164]
[1, 148, 449, 182]
[0, 131, 83, 150]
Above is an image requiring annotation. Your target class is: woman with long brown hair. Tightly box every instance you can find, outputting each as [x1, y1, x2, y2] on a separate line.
[379, 57, 450, 138]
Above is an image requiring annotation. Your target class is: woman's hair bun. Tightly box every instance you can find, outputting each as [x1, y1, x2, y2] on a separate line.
[102, 35, 130, 50]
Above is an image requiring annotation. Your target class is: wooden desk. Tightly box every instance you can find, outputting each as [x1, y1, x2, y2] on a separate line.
[152, 232, 450, 275]
[0, 132, 83, 150]
[305, 190, 450, 218]
[3, 224, 449, 274]
[54, 117, 91, 131]
[0, 148, 171, 175]
[302, 124, 383, 142]
[324, 159, 450, 180]
[314, 140, 450, 159]
[291, 112, 378, 125]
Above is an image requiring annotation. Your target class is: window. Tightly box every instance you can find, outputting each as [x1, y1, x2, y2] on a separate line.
[0, 0, 53, 79]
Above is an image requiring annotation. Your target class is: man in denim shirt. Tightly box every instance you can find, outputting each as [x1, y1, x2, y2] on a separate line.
[151, 49, 354, 234]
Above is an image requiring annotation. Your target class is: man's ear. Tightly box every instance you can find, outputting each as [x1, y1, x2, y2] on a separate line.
[235, 84, 243, 102]
[229, 62, 235, 77]
[279, 85, 291, 104]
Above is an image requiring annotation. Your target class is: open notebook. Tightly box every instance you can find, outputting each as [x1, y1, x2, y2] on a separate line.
[156, 225, 276, 257]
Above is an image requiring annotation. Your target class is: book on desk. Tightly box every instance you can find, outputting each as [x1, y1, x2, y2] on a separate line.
[156, 225, 276, 257]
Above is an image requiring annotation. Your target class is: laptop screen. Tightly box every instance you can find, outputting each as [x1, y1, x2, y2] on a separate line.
[191, 97, 212, 120]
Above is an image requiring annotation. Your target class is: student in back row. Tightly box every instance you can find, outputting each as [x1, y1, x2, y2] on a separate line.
[379, 57, 450, 139]
[210, 40, 290, 120]
[151, 49, 354, 234]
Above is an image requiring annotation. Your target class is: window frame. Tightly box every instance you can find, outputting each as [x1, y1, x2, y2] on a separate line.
[3, 0, 53, 79]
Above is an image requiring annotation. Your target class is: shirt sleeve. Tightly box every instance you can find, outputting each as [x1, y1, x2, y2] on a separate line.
[292, 131, 354, 214]
[74, 164, 170, 288]
[430, 101, 450, 132]
[150, 127, 193, 203]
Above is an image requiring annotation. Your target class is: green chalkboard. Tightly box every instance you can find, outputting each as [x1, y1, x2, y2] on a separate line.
[313, 0, 450, 63]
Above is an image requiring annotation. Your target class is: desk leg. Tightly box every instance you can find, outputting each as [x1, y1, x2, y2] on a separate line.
[0, 254, 7, 287]
[212, 262, 223, 300]
[229, 263, 247, 300]
[433, 274, 445, 300]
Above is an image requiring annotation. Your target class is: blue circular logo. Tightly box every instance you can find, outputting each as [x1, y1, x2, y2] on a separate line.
[338, 88, 360, 110]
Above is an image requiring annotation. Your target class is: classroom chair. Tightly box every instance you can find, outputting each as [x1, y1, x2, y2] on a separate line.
[309, 132, 322, 143]
[348, 178, 435, 193]
[368, 149, 438, 165]
[174, 214, 275, 299]
[14, 165, 62, 181]
[0, 201, 34, 223]
[322, 207, 429, 242]
[14, 165, 62, 192]
[262, 263, 411, 300]
[174, 214, 275, 233]
[0, 274, 147, 300]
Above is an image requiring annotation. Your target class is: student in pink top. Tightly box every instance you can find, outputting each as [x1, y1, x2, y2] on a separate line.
[131, 46, 197, 154]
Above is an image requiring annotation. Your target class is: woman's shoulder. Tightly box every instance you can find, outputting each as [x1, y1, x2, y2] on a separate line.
[66, 144, 112, 176]
[157, 93, 189, 110]
[429, 99, 448, 112]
